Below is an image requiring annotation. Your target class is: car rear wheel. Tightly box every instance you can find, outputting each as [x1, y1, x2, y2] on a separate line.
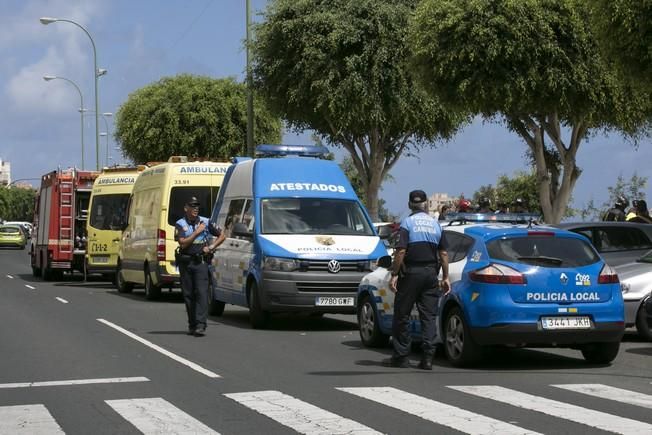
[635, 303, 652, 341]
[144, 265, 161, 300]
[581, 342, 620, 364]
[357, 295, 389, 347]
[116, 261, 133, 293]
[444, 306, 483, 367]
[248, 281, 269, 329]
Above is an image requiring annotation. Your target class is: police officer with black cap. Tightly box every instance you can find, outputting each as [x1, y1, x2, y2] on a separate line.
[175, 196, 225, 336]
[384, 189, 450, 369]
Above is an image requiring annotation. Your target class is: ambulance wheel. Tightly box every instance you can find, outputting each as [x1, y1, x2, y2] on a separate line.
[444, 306, 483, 367]
[248, 281, 269, 329]
[357, 294, 389, 347]
[144, 265, 161, 300]
[116, 262, 133, 293]
[208, 286, 225, 316]
[581, 342, 620, 364]
[635, 303, 652, 341]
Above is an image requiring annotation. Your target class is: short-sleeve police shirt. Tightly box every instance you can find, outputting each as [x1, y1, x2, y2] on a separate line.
[174, 216, 211, 256]
[397, 210, 448, 266]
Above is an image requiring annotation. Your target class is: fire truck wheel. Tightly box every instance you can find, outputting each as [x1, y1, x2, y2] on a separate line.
[144, 265, 161, 300]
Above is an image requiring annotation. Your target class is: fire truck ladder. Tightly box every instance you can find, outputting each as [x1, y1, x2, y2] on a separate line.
[59, 179, 74, 254]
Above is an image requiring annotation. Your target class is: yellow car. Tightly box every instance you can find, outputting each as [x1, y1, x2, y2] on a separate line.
[0, 224, 27, 249]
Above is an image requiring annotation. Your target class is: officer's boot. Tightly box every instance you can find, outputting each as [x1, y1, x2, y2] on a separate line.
[418, 353, 433, 370]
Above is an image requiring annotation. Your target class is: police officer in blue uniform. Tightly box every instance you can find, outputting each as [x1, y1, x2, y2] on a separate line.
[385, 190, 450, 370]
[175, 196, 225, 336]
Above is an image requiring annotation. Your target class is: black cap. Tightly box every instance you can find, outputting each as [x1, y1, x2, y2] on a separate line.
[409, 190, 427, 203]
[186, 196, 200, 207]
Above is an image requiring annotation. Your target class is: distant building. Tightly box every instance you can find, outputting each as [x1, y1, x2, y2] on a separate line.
[0, 159, 10, 186]
[427, 192, 456, 218]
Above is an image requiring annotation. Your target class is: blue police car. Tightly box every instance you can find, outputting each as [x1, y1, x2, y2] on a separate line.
[356, 214, 625, 366]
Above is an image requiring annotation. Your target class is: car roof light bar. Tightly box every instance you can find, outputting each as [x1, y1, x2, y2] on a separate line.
[255, 144, 330, 158]
[446, 212, 541, 225]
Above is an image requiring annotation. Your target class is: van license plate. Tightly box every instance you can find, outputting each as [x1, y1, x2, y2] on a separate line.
[541, 316, 591, 330]
[315, 297, 354, 306]
[92, 255, 109, 263]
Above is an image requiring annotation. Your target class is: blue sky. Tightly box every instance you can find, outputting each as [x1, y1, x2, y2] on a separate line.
[1, 0, 650, 219]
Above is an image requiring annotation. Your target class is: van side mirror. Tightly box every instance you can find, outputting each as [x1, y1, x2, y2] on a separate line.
[377, 225, 393, 240]
[232, 222, 253, 238]
[377, 255, 392, 269]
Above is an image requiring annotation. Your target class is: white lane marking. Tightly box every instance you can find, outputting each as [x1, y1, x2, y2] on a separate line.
[55, 297, 69, 304]
[339, 386, 538, 435]
[0, 376, 149, 389]
[25, 284, 36, 290]
[97, 318, 220, 378]
[225, 390, 381, 435]
[6, 274, 13, 279]
[0, 404, 64, 434]
[553, 384, 652, 410]
[450, 385, 652, 435]
[106, 397, 219, 434]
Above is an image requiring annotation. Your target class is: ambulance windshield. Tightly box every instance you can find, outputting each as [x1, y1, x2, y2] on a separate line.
[261, 198, 374, 236]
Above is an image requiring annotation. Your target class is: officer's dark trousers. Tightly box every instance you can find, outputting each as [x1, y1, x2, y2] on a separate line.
[392, 265, 440, 358]
[179, 261, 209, 330]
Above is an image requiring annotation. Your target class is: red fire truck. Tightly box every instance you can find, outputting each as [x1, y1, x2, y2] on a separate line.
[31, 168, 99, 280]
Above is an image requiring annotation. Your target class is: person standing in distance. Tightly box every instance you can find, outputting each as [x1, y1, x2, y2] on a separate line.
[385, 190, 450, 370]
[175, 196, 225, 336]
[603, 196, 628, 222]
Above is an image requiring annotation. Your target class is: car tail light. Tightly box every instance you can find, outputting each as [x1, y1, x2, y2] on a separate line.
[598, 263, 619, 284]
[469, 263, 527, 284]
[157, 229, 166, 261]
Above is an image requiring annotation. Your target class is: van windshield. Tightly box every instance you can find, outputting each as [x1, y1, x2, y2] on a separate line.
[261, 198, 374, 236]
[168, 186, 220, 226]
[89, 194, 130, 230]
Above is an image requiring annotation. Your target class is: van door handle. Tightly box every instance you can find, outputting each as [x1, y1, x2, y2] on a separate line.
[230, 243, 239, 248]
[112, 238, 120, 242]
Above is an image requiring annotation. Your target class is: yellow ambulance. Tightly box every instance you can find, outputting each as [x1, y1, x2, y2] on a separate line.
[86, 166, 146, 280]
[116, 157, 231, 299]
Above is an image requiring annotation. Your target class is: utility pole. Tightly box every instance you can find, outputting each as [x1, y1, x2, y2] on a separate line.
[246, 0, 254, 157]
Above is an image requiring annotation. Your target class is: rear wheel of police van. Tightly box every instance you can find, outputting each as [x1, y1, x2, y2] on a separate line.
[144, 265, 161, 300]
[444, 307, 483, 367]
[248, 280, 270, 329]
[635, 303, 652, 341]
[357, 294, 389, 347]
[116, 261, 133, 293]
[581, 342, 620, 364]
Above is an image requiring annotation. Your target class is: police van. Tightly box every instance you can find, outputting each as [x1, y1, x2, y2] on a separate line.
[208, 145, 388, 328]
[116, 157, 231, 299]
[85, 166, 146, 280]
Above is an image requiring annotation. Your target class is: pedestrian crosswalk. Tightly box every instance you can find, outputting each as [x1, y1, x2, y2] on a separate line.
[2, 383, 651, 434]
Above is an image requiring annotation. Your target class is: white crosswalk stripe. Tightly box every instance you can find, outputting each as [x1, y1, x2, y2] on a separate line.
[0, 404, 64, 434]
[105, 397, 219, 434]
[224, 390, 382, 435]
[338, 386, 540, 435]
[553, 383, 652, 409]
[450, 385, 652, 435]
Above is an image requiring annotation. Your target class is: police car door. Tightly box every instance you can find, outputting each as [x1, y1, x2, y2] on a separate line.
[230, 199, 255, 298]
[213, 199, 245, 299]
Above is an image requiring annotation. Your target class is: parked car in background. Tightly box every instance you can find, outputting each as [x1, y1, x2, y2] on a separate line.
[555, 222, 652, 267]
[3, 221, 32, 238]
[357, 213, 625, 366]
[0, 224, 27, 249]
[616, 249, 652, 340]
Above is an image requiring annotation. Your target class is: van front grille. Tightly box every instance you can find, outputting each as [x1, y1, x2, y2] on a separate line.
[303, 260, 368, 272]
[296, 282, 359, 293]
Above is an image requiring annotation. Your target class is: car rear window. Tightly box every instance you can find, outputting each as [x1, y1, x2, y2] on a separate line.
[486, 236, 600, 267]
[0, 226, 21, 234]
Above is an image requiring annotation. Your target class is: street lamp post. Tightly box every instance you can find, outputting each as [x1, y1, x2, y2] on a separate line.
[246, 0, 254, 157]
[40, 17, 106, 171]
[43, 75, 85, 169]
[81, 111, 113, 167]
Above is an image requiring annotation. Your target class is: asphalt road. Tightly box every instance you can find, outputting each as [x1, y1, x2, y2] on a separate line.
[1, 248, 651, 434]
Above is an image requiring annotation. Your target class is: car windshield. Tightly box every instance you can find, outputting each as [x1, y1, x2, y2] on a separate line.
[486, 236, 600, 268]
[0, 226, 21, 234]
[637, 250, 652, 263]
[89, 194, 130, 230]
[261, 198, 374, 235]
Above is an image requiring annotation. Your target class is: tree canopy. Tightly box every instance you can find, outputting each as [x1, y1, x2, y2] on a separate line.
[472, 171, 540, 213]
[411, 0, 651, 223]
[252, 0, 467, 220]
[0, 187, 35, 222]
[115, 74, 281, 163]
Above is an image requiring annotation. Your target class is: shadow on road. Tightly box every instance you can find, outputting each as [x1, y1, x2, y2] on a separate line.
[106, 289, 185, 303]
[208, 310, 358, 332]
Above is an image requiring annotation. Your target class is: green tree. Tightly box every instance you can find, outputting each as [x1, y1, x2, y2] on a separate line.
[251, 0, 467, 221]
[0, 187, 36, 221]
[339, 156, 395, 222]
[472, 171, 540, 212]
[411, 0, 651, 224]
[115, 75, 282, 163]
[576, 173, 648, 220]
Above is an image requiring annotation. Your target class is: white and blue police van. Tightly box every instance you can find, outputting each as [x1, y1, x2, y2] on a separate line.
[208, 145, 389, 328]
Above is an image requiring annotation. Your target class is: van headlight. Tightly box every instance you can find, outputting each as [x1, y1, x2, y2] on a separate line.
[264, 256, 299, 272]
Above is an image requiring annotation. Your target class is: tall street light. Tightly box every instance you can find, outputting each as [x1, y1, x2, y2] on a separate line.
[246, 0, 254, 157]
[81, 111, 113, 167]
[43, 75, 85, 169]
[40, 17, 106, 171]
